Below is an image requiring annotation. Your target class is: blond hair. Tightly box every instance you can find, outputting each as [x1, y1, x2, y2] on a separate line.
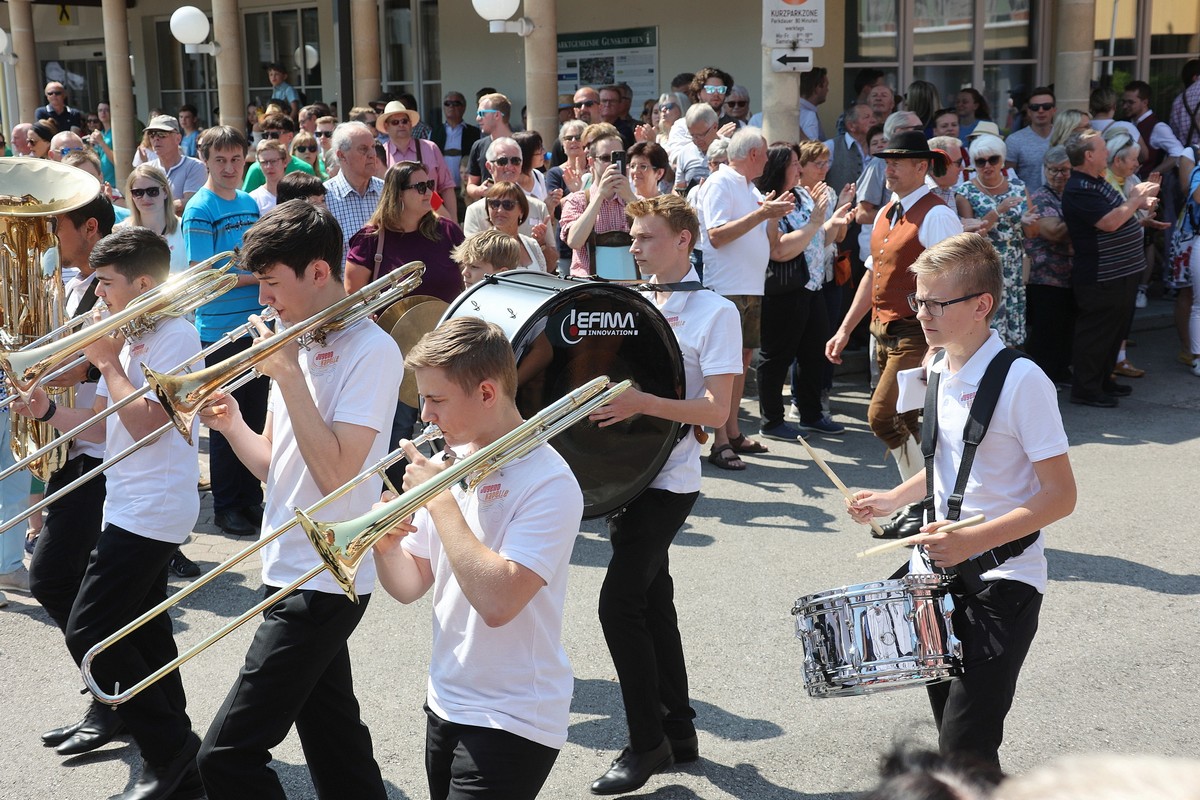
[451, 230, 521, 272]
[994, 754, 1200, 800]
[908, 232, 1003, 322]
[626, 194, 701, 253]
[405, 317, 517, 399]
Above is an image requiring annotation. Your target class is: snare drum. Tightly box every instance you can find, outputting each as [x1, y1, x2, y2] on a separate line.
[441, 270, 684, 518]
[791, 574, 962, 698]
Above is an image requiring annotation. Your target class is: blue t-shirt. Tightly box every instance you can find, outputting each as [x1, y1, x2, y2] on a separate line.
[271, 82, 301, 107]
[182, 186, 262, 341]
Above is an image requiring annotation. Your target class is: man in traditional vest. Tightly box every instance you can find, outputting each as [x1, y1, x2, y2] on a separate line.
[825, 131, 963, 538]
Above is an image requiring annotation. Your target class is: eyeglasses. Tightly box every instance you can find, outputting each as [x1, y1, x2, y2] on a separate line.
[1028, 102, 1055, 112]
[386, 117, 409, 126]
[476, 108, 501, 118]
[726, 100, 748, 109]
[490, 155, 522, 167]
[808, 160, 831, 169]
[1046, 166, 1071, 175]
[443, 100, 465, 107]
[403, 179, 437, 194]
[293, 145, 318, 153]
[592, 151, 625, 162]
[487, 199, 519, 211]
[57, 147, 83, 156]
[46, 90, 63, 96]
[689, 125, 716, 142]
[702, 85, 728, 95]
[149, 131, 173, 140]
[262, 131, 283, 139]
[258, 159, 283, 168]
[562, 134, 582, 142]
[974, 155, 1003, 167]
[130, 187, 162, 199]
[87, 118, 101, 125]
[906, 292, 983, 317]
[573, 100, 598, 109]
[315, 130, 333, 139]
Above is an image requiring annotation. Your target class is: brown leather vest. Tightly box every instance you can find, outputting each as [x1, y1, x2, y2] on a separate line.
[870, 192, 942, 324]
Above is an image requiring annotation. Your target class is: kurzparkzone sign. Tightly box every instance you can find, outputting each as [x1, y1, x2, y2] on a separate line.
[762, 0, 826, 49]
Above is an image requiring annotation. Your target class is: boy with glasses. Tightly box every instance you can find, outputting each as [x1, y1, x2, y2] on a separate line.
[466, 93, 515, 203]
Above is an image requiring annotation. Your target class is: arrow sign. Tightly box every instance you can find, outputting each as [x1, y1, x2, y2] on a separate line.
[771, 48, 813, 73]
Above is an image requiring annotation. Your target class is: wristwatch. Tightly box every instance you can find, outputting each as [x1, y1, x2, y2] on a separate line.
[35, 399, 57, 422]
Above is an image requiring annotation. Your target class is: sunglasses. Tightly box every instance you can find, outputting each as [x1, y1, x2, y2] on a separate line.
[58, 147, 84, 156]
[293, 145, 318, 153]
[660, 103, 678, 112]
[487, 199, 519, 211]
[725, 100, 748, 109]
[149, 131, 173, 139]
[573, 100, 598, 109]
[974, 155, 1003, 167]
[386, 117, 409, 126]
[593, 151, 625, 163]
[443, 100, 465, 107]
[476, 108, 501, 118]
[130, 187, 162, 198]
[562, 134, 582, 142]
[46, 90, 64, 96]
[1028, 102, 1055, 112]
[262, 131, 282, 139]
[87, 118, 101, 124]
[702, 85, 728, 95]
[403, 179, 437, 194]
[314, 130, 333, 139]
[490, 155, 522, 167]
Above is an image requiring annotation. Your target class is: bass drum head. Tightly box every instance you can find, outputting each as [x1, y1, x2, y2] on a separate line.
[442, 270, 683, 518]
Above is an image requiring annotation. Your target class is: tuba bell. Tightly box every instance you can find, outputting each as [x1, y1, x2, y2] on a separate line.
[0, 158, 102, 481]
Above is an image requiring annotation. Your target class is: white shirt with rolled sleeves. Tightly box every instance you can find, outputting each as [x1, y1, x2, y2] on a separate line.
[865, 184, 964, 271]
[699, 164, 770, 296]
[259, 319, 402, 596]
[908, 332, 1069, 592]
[644, 271, 743, 494]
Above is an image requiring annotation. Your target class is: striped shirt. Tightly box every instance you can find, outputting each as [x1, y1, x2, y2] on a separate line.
[324, 173, 384, 256]
[1061, 170, 1145, 284]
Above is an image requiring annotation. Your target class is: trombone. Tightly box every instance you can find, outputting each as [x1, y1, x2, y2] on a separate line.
[80, 375, 630, 706]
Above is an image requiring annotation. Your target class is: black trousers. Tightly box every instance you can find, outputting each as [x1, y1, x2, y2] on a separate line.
[30, 453, 105, 631]
[599, 488, 699, 752]
[927, 579, 1042, 769]
[204, 337, 268, 514]
[424, 704, 559, 800]
[758, 287, 828, 428]
[384, 399, 420, 489]
[197, 588, 386, 800]
[64, 525, 191, 764]
[1070, 273, 1139, 399]
[1025, 284, 1075, 384]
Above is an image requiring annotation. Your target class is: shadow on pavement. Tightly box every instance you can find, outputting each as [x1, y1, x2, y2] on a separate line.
[1047, 548, 1200, 595]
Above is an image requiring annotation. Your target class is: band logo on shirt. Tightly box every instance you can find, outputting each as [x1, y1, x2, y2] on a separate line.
[130, 343, 147, 358]
[553, 307, 639, 345]
[479, 482, 509, 503]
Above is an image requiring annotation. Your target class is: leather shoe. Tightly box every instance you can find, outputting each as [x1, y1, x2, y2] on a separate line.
[42, 713, 87, 747]
[240, 504, 264, 528]
[1070, 392, 1118, 408]
[668, 733, 699, 763]
[1101, 380, 1133, 397]
[56, 702, 125, 755]
[874, 504, 924, 540]
[108, 731, 200, 800]
[590, 738, 673, 795]
[214, 509, 256, 536]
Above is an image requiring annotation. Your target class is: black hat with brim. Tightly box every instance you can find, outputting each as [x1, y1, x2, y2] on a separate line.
[877, 131, 950, 177]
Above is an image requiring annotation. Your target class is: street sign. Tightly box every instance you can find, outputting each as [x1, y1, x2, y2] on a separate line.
[771, 48, 813, 73]
[762, 0, 826, 49]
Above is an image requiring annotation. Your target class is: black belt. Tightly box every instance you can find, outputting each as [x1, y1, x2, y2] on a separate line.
[443, 149, 463, 156]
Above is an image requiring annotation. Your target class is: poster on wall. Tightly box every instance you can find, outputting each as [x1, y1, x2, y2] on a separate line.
[557, 27, 659, 107]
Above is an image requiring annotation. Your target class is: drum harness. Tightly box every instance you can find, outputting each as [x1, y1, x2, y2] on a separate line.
[918, 348, 1041, 596]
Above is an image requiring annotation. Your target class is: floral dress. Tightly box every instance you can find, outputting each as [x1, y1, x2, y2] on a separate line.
[957, 178, 1028, 345]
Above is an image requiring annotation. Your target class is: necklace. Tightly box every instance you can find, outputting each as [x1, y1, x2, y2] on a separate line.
[975, 173, 1005, 192]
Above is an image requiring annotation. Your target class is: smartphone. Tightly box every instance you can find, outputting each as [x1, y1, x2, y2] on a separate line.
[611, 151, 626, 175]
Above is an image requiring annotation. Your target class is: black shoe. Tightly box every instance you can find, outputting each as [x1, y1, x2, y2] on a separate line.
[56, 702, 125, 755]
[170, 765, 207, 800]
[107, 731, 201, 800]
[1069, 393, 1118, 408]
[42, 713, 88, 747]
[668, 733, 699, 763]
[169, 550, 201, 579]
[214, 509, 256, 536]
[240, 504, 264, 529]
[590, 738, 674, 795]
[1101, 380, 1133, 397]
[874, 504, 924, 540]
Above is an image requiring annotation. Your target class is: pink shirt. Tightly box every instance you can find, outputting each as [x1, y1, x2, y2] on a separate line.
[384, 137, 456, 195]
[559, 189, 629, 277]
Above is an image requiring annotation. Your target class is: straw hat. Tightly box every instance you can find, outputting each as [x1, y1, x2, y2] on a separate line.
[376, 101, 420, 133]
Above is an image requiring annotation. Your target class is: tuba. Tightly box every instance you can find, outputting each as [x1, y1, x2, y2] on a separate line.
[0, 158, 102, 481]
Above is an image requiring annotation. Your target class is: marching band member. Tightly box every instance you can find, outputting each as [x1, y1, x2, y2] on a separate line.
[372, 316, 584, 800]
[18, 227, 203, 800]
[847, 234, 1076, 769]
[194, 201, 399, 799]
[588, 194, 742, 795]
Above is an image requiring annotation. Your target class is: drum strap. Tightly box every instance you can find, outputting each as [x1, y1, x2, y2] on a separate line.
[920, 348, 1040, 593]
[631, 281, 706, 293]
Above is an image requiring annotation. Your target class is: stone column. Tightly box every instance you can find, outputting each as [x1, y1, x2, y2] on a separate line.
[100, 0, 135, 186]
[351, 0, 381, 107]
[523, 0, 558, 141]
[213, 0, 246, 134]
[1053, 0, 1095, 113]
[761, 47, 801, 145]
[8, 0, 40, 123]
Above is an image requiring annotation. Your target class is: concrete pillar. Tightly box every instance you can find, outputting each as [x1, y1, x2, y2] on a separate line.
[8, 0, 40, 123]
[1053, 0, 1095, 113]
[352, 0, 381, 107]
[760, 47, 801, 145]
[101, 0, 135, 187]
[212, 0, 246, 134]
[523, 0, 557, 141]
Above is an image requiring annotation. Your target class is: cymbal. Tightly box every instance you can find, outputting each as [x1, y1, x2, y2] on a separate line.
[391, 300, 450, 406]
[375, 294, 439, 337]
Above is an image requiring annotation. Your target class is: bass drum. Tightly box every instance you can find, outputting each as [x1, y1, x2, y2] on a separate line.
[441, 270, 683, 518]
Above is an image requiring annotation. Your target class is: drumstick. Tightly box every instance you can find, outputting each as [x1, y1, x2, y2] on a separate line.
[855, 513, 986, 558]
[797, 437, 887, 539]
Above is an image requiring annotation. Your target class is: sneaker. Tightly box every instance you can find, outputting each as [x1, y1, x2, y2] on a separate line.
[799, 415, 846, 434]
[168, 550, 201, 579]
[1135, 286, 1148, 309]
[24, 532, 38, 556]
[1111, 359, 1144, 378]
[760, 421, 805, 442]
[0, 566, 30, 593]
[0, 591, 7, 609]
[1192, 360, 1200, 378]
[1178, 351, 1197, 367]
[784, 402, 800, 422]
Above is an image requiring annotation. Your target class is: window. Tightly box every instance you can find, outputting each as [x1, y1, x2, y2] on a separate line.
[244, 8, 323, 111]
[1093, 0, 1200, 115]
[381, 0, 442, 127]
[154, 20, 218, 126]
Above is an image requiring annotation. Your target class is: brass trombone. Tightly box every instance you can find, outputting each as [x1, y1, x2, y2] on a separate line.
[80, 374, 630, 706]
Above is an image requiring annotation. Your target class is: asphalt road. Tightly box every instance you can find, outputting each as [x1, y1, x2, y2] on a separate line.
[1, 315, 1197, 799]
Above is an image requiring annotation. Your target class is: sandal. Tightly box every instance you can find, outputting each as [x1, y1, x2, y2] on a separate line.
[707, 443, 747, 471]
[728, 433, 769, 454]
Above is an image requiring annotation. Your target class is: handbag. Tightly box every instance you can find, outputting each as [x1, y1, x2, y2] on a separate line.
[834, 248, 852, 286]
[1168, 166, 1200, 288]
[764, 192, 810, 295]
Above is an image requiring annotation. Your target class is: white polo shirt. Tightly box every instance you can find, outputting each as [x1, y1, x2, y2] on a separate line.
[644, 271, 743, 494]
[260, 318, 402, 596]
[699, 164, 770, 297]
[63, 273, 105, 460]
[908, 332, 1069, 592]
